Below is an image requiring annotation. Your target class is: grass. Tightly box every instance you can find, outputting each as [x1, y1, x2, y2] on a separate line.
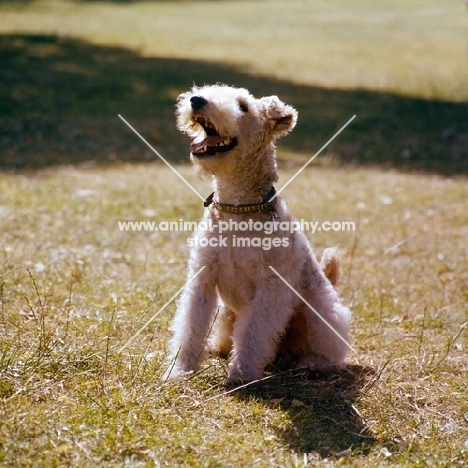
[0, 0, 467, 466]
[1, 0, 467, 101]
[1, 163, 467, 466]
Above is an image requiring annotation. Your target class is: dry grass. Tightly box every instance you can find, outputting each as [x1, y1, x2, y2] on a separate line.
[1, 162, 467, 466]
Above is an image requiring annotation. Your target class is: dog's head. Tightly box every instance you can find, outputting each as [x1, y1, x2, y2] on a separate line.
[176, 84, 297, 174]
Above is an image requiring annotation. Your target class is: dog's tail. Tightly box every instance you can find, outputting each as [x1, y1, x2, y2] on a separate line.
[320, 247, 341, 286]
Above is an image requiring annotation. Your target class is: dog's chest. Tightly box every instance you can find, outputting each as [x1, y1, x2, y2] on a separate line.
[214, 230, 279, 310]
[216, 248, 259, 310]
[198, 210, 292, 309]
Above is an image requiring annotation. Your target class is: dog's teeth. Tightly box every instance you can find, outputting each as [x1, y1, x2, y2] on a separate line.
[203, 145, 207, 152]
[219, 142, 225, 146]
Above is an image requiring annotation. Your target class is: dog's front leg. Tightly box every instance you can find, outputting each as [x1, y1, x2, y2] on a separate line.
[164, 258, 219, 380]
[227, 281, 293, 385]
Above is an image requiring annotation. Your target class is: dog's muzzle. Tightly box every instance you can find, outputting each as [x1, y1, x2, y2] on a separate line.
[188, 95, 238, 157]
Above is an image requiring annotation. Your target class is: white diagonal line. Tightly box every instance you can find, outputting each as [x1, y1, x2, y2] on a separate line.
[269, 115, 356, 202]
[119, 266, 206, 352]
[269, 266, 356, 352]
[118, 114, 205, 202]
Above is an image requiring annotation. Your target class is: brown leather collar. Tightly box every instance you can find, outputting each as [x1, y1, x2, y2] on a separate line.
[204, 187, 277, 215]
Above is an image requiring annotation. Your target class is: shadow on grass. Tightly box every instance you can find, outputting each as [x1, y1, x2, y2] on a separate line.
[235, 365, 377, 458]
[1, 34, 467, 173]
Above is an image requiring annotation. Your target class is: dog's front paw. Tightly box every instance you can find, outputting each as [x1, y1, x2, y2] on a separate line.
[224, 367, 245, 388]
[225, 361, 262, 387]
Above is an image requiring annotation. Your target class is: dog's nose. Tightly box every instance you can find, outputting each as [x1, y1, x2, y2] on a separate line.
[190, 96, 208, 111]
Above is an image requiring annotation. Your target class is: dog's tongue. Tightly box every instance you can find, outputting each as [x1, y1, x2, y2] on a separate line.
[190, 135, 224, 153]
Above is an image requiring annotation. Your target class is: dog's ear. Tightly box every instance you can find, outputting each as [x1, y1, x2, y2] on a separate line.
[261, 96, 298, 139]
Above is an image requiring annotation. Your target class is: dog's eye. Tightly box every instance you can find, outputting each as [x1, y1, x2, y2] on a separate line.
[239, 101, 248, 112]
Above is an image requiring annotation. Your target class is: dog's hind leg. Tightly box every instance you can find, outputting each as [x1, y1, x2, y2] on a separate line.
[297, 272, 351, 370]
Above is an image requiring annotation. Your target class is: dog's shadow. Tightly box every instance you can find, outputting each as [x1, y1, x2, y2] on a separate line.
[232, 364, 377, 458]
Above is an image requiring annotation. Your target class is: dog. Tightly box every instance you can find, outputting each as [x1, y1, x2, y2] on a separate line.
[164, 84, 351, 385]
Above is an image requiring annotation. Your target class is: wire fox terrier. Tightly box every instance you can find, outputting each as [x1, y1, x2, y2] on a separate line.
[165, 84, 351, 385]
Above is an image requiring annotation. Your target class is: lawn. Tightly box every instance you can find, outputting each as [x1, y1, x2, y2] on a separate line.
[1, 1, 467, 467]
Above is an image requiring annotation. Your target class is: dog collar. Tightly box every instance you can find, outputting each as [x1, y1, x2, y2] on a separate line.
[204, 187, 277, 215]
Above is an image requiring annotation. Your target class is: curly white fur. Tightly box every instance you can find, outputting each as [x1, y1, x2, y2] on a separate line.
[165, 84, 351, 384]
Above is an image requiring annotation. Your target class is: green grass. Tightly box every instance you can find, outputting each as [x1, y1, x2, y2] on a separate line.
[1, 1, 468, 466]
[1, 0, 467, 101]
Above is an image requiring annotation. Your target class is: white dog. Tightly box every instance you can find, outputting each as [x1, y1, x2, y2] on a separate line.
[165, 84, 351, 384]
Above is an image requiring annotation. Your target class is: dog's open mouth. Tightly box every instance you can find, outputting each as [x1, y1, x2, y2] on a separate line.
[190, 116, 238, 157]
